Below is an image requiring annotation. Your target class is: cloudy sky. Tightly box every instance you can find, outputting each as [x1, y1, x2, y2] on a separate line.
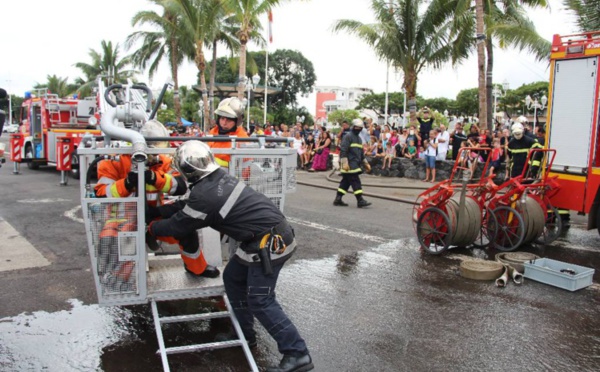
[1, 0, 577, 115]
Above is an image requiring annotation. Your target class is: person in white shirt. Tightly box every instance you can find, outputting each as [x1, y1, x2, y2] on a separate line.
[436, 124, 450, 161]
[423, 130, 438, 182]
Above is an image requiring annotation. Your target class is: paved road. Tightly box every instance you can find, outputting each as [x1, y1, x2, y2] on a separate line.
[1, 137, 599, 371]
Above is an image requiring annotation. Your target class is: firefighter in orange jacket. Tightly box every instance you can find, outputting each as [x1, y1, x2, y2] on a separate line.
[207, 97, 249, 168]
[95, 120, 219, 278]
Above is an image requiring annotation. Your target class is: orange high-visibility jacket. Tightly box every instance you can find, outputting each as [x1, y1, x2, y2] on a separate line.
[95, 154, 181, 207]
[207, 126, 249, 167]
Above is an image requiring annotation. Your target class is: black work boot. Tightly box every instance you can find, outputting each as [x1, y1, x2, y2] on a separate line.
[357, 196, 372, 208]
[333, 194, 348, 206]
[184, 264, 220, 278]
[266, 354, 314, 372]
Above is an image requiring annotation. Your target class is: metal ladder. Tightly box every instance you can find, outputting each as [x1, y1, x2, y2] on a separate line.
[150, 294, 259, 372]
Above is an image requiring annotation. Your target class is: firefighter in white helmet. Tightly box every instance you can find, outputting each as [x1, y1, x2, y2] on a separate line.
[206, 97, 249, 168]
[96, 119, 220, 278]
[507, 122, 543, 178]
[148, 141, 314, 372]
[333, 118, 372, 208]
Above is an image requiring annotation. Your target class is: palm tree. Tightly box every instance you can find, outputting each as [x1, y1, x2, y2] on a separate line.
[74, 40, 136, 97]
[162, 0, 222, 131]
[208, 15, 241, 119]
[563, 0, 600, 31]
[333, 0, 471, 124]
[449, 0, 550, 129]
[475, 0, 487, 129]
[34, 75, 77, 98]
[127, 1, 193, 123]
[222, 0, 280, 99]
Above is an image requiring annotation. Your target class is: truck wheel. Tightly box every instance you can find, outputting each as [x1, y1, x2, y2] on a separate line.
[70, 155, 80, 180]
[25, 144, 39, 170]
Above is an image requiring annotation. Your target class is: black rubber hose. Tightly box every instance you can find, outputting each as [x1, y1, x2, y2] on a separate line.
[131, 84, 153, 112]
[149, 83, 170, 120]
[104, 84, 123, 108]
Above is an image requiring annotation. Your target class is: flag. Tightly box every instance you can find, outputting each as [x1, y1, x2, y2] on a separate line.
[268, 10, 273, 43]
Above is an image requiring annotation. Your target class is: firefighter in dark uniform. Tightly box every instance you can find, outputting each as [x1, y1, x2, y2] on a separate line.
[147, 141, 313, 372]
[507, 122, 543, 178]
[333, 118, 372, 208]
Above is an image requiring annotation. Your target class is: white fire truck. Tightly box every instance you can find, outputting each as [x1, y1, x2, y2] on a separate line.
[546, 31, 600, 235]
[9, 91, 100, 183]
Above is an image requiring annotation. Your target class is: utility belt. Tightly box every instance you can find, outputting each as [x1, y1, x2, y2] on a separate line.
[238, 219, 295, 274]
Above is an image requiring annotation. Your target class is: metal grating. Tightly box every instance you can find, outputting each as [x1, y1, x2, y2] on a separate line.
[84, 200, 141, 299]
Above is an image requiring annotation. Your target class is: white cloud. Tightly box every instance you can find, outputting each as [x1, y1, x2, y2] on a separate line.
[1, 0, 577, 116]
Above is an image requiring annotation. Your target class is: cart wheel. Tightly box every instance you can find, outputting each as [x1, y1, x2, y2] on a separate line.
[534, 206, 563, 245]
[492, 206, 525, 252]
[472, 207, 498, 248]
[417, 207, 451, 255]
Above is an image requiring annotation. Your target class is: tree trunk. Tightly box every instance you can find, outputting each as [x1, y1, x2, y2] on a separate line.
[170, 38, 181, 124]
[475, 0, 487, 130]
[209, 39, 218, 119]
[195, 41, 210, 132]
[237, 37, 248, 100]
[404, 69, 418, 125]
[486, 37, 494, 131]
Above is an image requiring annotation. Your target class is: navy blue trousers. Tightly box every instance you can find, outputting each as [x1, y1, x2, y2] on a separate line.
[223, 258, 308, 357]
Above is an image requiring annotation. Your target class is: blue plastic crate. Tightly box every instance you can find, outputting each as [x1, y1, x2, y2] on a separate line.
[524, 258, 595, 291]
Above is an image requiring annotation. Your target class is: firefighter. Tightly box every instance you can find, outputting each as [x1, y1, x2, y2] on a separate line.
[507, 122, 543, 179]
[95, 120, 219, 278]
[206, 97, 249, 168]
[333, 118, 372, 208]
[147, 141, 314, 372]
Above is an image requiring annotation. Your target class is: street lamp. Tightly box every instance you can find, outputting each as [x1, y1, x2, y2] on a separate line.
[246, 73, 261, 132]
[492, 80, 509, 119]
[443, 109, 449, 117]
[525, 93, 547, 131]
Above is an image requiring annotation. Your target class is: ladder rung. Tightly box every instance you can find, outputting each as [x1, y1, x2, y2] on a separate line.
[159, 311, 230, 324]
[162, 340, 243, 355]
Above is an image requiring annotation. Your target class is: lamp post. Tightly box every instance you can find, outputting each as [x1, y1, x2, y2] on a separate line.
[245, 74, 261, 132]
[525, 93, 547, 131]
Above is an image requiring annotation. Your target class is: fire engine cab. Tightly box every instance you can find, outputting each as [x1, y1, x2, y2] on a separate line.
[10, 90, 100, 182]
[546, 31, 600, 235]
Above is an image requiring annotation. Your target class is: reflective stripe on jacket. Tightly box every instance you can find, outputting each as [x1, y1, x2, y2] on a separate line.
[340, 131, 365, 174]
[207, 126, 249, 167]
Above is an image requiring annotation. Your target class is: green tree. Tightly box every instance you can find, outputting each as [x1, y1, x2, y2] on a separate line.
[222, 0, 286, 99]
[563, 0, 600, 31]
[74, 40, 136, 97]
[163, 0, 222, 131]
[269, 49, 316, 108]
[127, 1, 194, 123]
[500, 81, 548, 118]
[333, 0, 471, 125]
[327, 109, 360, 126]
[33, 75, 77, 98]
[455, 88, 480, 117]
[356, 92, 407, 117]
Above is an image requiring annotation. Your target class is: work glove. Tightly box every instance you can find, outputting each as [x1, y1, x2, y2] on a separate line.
[341, 157, 350, 172]
[363, 160, 371, 173]
[145, 169, 158, 185]
[145, 222, 160, 252]
[124, 171, 138, 191]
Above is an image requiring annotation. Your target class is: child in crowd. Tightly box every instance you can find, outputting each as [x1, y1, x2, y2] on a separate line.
[404, 139, 417, 159]
[458, 141, 469, 169]
[488, 138, 503, 177]
[466, 135, 480, 179]
[375, 140, 385, 159]
[418, 144, 426, 159]
[423, 130, 438, 182]
[382, 140, 395, 169]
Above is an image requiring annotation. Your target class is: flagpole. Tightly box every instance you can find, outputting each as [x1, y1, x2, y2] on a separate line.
[263, 10, 272, 127]
[263, 48, 268, 126]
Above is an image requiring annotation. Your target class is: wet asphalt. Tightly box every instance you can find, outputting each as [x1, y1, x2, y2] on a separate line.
[1, 138, 599, 371]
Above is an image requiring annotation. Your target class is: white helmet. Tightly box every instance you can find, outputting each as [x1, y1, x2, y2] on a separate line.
[351, 118, 364, 129]
[173, 141, 220, 183]
[140, 119, 170, 148]
[215, 97, 245, 119]
[511, 122, 524, 140]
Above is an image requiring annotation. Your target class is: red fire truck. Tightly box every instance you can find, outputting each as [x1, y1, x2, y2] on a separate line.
[10, 91, 100, 180]
[546, 31, 600, 236]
